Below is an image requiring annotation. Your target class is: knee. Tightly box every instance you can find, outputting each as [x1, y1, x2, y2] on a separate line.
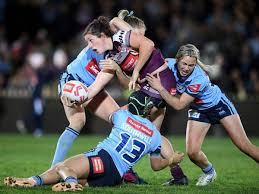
[186, 147, 200, 160]
[69, 116, 86, 130]
[54, 162, 65, 172]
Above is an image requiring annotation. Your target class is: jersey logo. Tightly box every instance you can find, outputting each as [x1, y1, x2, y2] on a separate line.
[188, 110, 200, 118]
[126, 117, 153, 137]
[194, 98, 203, 104]
[91, 157, 104, 174]
[85, 58, 101, 76]
[188, 84, 201, 93]
[169, 88, 176, 95]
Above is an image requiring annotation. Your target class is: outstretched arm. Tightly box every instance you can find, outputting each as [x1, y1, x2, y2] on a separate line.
[100, 58, 130, 89]
[87, 70, 115, 100]
[146, 73, 194, 110]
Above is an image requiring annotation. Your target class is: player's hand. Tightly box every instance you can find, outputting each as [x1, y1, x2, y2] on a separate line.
[100, 59, 120, 72]
[169, 151, 184, 165]
[145, 73, 164, 92]
[129, 70, 139, 91]
[61, 95, 80, 108]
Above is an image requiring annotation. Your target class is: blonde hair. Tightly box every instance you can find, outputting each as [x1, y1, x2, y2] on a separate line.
[117, 9, 146, 31]
[176, 44, 210, 74]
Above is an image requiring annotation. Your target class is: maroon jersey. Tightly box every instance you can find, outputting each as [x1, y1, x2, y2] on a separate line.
[108, 30, 176, 99]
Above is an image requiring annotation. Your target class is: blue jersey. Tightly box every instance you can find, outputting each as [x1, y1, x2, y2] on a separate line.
[66, 47, 104, 86]
[167, 58, 222, 110]
[96, 109, 161, 176]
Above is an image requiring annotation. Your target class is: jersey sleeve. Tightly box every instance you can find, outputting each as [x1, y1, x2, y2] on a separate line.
[112, 30, 131, 46]
[165, 58, 177, 71]
[110, 109, 124, 125]
[149, 145, 161, 158]
[185, 75, 208, 97]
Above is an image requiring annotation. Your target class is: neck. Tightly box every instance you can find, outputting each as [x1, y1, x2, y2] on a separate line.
[107, 38, 113, 50]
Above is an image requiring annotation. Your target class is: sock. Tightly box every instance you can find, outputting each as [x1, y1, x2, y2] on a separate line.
[51, 127, 79, 167]
[65, 176, 78, 184]
[170, 164, 186, 180]
[202, 163, 214, 174]
[31, 175, 44, 186]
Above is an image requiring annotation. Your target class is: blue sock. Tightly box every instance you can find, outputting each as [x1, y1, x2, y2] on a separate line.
[51, 127, 79, 167]
[31, 175, 43, 186]
[65, 176, 78, 184]
[202, 163, 214, 174]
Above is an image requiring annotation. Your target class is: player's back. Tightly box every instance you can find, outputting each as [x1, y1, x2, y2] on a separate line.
[66, 47, 104, 86]
[97, 109, 161, 176]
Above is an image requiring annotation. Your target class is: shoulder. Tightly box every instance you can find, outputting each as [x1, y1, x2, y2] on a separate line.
[166, 58, 177, 71]
[109, 109, 127, 124]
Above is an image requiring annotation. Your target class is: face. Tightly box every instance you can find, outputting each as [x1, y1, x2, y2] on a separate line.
[84, 34, 108, 54]
[177, 56, 197, 76]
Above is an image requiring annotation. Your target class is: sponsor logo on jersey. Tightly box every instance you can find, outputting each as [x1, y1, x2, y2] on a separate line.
[126, 117, 153, 137]
[188, 84, 201, 93]
[85, 58, 101, 76]
[91, 157, 104, 174]
[170, 88, 176, 95]
[194, 98, 203, 104]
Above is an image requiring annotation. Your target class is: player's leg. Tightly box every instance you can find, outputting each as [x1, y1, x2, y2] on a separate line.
[186, 120, 216, 186]
[51, 102, 86, 166]
[86, 89, 119, 122]
[4, 164, 62, 187]
[52, 154, 88, 191]
[220, 114, 259, 162]
[150, 107, 188, 186]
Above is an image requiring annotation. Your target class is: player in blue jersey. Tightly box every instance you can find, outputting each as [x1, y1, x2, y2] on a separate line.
[4, 91, 184, 192]
[145, 44, 259, 186]
[83, 10, 188, 185]
[51, 46, 120, 168]
[51, 14, 170, 185]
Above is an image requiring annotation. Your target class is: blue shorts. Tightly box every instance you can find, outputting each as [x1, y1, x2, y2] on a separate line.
[188, 94, 237, 124]
[84, 149, 122, 187]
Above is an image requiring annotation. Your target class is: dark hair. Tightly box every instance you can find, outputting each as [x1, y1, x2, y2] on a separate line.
[118, 9, 146, 30]
[128, 91, 154, 117]
[83, 16, 113, 37]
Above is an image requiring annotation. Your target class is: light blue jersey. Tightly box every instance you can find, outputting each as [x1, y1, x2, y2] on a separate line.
[167, 58, 222, 110]
[66, 47, 104, 86]
[58, 47, 104, 96]
[96, 109, 161, 176]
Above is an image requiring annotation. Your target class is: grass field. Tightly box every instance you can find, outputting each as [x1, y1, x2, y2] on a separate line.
[0, 134, 259, 194]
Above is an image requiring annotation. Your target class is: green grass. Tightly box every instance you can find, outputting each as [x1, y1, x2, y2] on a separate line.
[0, 134, 259, 194]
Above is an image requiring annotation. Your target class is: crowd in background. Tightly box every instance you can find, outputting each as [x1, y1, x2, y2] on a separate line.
[0, 0, 259, 101]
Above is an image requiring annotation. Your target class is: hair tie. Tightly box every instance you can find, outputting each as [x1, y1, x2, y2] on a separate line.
[127, 11, 134, 17]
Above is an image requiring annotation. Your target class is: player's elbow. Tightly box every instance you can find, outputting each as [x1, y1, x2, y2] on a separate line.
[174, 105, 185, 110]
[151, 164, 162, 171]
[145, 38, 155, 50]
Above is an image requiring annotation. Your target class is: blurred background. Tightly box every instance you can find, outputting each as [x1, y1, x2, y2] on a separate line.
[0, 0, 258, 136]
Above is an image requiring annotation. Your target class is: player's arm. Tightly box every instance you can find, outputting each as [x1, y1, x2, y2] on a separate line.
[100, 58, 141, 90]
[86, 70, 115, 100]
[100, 58, 130, 89]
[146, 73, 194, 110]
[128, 32, 154, 90]
[150, 150, 184, 171]
[109, 17, 133, 32]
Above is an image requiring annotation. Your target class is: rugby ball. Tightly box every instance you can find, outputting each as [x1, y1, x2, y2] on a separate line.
[62, 80, 88, 104]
